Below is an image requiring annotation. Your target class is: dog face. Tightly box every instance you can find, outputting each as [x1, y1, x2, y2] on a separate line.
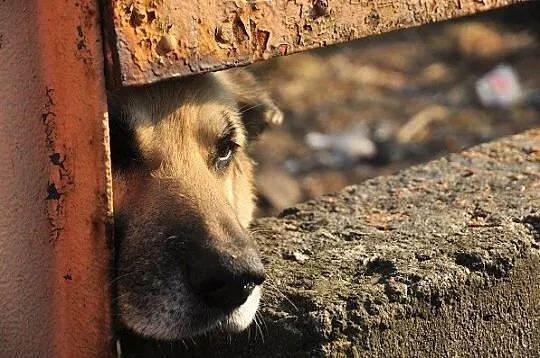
[108, 70, 282, 340]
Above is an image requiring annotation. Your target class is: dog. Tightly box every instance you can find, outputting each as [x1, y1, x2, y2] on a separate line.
[108, 69, 282, 341]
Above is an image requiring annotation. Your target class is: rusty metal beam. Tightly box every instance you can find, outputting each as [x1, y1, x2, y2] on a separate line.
[0, 0, 114, 357]
[102, 0, 525, 87]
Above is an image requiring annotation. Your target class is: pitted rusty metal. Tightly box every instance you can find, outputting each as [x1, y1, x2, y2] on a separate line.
[102, 0, 523, 87]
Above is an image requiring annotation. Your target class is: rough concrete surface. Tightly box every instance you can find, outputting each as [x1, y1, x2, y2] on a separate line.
[120, 130, 540, 357]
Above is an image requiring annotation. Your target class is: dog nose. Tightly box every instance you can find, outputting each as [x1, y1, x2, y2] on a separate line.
[187, 245, 266, 311]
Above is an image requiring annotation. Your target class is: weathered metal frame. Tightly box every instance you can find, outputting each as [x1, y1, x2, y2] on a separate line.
[102, 0, 523, 87]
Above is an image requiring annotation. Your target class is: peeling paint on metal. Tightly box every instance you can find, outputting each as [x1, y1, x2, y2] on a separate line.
[102, 0, 524, 86]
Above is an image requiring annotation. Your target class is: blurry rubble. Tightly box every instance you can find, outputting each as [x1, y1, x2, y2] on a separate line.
[449, 22, 534, 61]
[525, 90, 540, 110]
[305, 123, 376, 167]
[250, 3, 540, 217]
[255, 167, 302, 213]
[397, 106, 451, 143]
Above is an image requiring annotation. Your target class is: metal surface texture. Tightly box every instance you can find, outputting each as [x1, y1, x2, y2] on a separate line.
[103, 0, 524, 87]
[0, 0, 114, 356]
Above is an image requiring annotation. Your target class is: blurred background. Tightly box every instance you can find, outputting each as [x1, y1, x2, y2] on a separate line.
[249, 2, 540, 217]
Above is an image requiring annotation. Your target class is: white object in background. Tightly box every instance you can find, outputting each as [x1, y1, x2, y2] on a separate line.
[475, 64, 524, 107]
[305, 123, 377, 161]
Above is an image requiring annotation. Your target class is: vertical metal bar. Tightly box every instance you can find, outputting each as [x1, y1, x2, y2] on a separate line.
[0, 0, 113, 357]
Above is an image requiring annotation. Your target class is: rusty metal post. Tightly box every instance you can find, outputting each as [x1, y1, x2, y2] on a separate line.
[0, 1, 113, 357]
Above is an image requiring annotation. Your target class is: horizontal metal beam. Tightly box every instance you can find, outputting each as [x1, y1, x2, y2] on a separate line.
[102, 0, 525, 87]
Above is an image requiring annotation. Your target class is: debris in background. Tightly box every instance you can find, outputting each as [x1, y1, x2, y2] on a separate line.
[283, 158, 303, 174]
[450, 22, 534, 61]
[475, 64, 524, 107]
[256, 167, 302, 215]
[251, 5, 540, 217]
[302, 172, 349, 199]
[305, 123, 377, 167]
[451, 23, 506, 60]
[524, 89, 540, 110]
[371, 120, 401, 165]
[350, 65, 407, 90]
[397, 106, 451, 143]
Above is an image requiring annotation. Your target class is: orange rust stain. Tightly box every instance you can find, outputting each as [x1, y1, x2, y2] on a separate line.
[35, 0, 113, 356]
[105, 0, 521, 85]
[110, 0, 254, 81]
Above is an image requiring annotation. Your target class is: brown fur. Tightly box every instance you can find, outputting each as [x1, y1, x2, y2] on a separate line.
[108, 69, 281, 340]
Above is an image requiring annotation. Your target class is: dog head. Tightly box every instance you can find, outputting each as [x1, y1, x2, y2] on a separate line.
[108, 69, 282, 340]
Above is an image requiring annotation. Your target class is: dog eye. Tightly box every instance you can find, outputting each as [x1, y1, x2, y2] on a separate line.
[215, 140, 238, 171]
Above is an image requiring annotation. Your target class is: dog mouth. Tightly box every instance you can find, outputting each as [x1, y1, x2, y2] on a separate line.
[216, 285, 262, 333]
[183, 285, 262, 339]
[118, 283, 262, 340]
[115, 226, 266, 340]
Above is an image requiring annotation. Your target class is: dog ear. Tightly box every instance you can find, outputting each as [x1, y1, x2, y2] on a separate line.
[216, 69, 283, 141]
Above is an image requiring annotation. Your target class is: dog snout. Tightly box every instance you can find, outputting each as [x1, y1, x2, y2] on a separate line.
[187, 242, 265, 311]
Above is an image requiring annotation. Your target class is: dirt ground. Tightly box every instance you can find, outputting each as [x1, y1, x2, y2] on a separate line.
[248, 3, 540, 217]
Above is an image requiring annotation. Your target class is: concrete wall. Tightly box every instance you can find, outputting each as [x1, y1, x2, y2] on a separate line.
[120, 130, 540, 357]
[0, 1, 113, 357]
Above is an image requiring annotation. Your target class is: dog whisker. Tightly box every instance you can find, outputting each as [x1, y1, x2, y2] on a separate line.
[256, 310, 268, 334]
[249, 320, 255, 343]
[265, 273, 298, 311]
[180, 339, 189, 350]
[111, 291, 131, 303]
[249, 228, 274, 236]
[239, 102, 265, 114]
[157, 341, 166, 358]
[254, 312, 265, 343]
[110, 271, 136, 284]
